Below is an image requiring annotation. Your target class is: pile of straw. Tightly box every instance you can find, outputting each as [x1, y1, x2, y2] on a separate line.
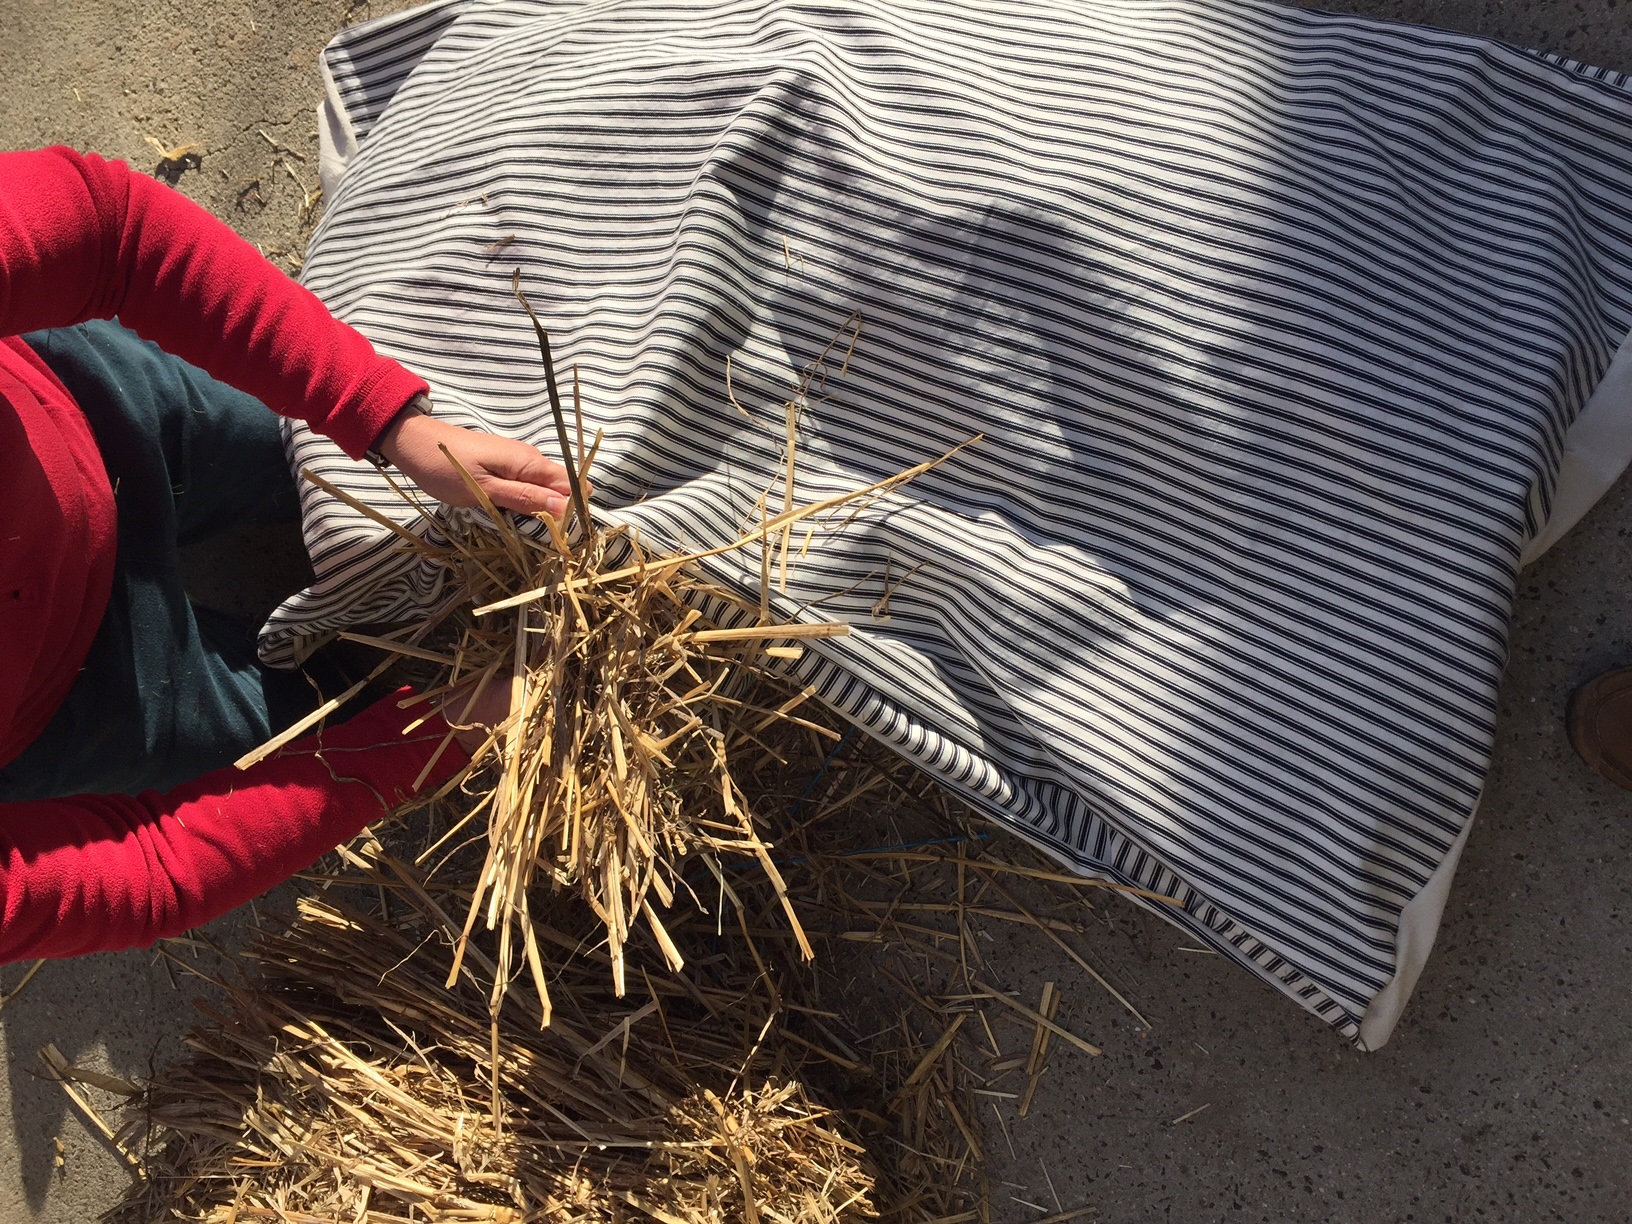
[110, 846, 874, 1224]
[108, 720, 1129, 1223]
[119, 295, 1138, 1222]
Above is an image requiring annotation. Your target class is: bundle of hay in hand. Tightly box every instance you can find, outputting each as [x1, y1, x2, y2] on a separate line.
[251, 279, 973, 1020]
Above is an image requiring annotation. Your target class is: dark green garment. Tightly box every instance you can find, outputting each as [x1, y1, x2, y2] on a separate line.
[0, 320, 320, 801]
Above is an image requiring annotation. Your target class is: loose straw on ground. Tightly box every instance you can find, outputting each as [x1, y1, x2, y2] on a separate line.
[107, 851, 875, 1224]
[109, 691, 1127, 1223]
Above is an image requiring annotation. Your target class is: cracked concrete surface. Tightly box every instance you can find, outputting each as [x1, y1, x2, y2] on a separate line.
[2, 2, 1630, 1221]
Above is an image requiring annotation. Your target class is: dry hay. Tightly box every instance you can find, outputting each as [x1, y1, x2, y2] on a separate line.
[131, 296, 1148, 1222]
[104, 720, 1135, 1224]
[106, 852, 873, 1224]
[241, 283, 973, 1020]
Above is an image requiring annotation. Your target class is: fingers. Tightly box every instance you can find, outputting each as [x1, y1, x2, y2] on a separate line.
[483, 437, 575, 495]
[481, 477, 569, 517]
[386, 418, 586, 516]
[472, 437, 592, 516]
[440, 674, 513, 744]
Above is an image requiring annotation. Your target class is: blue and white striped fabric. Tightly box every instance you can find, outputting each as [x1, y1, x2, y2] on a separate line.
[272, 0, 1632, 1045]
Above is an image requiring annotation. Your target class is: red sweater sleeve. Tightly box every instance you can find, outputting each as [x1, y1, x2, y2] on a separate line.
[0, 690, 468, 962]
[0, 146, 426, 458]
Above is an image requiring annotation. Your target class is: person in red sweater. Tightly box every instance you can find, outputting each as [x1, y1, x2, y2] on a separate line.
[0, 146, 563, 962]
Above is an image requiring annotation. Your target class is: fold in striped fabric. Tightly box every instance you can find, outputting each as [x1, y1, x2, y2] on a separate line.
[271, 0, 1632, 1042]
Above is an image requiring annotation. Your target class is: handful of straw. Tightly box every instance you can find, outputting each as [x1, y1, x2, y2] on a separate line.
[244, 276, 975, 1022]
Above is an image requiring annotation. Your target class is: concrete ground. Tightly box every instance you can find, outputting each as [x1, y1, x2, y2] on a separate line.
[2, 2, 1630, 1221]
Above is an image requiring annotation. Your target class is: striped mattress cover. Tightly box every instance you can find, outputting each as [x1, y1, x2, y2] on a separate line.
[271, 0, 1632, 1047]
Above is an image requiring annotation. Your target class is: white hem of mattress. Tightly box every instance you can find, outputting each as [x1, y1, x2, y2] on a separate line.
[1521, 329, 1632, 568]
[316, 57, 358, 206]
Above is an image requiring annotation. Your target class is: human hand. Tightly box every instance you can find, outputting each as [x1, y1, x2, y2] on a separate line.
[440, 675, 516, 756]
[376, 404, 577, 517]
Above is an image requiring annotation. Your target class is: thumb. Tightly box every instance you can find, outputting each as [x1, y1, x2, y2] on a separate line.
[481, 477, 569, 517]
